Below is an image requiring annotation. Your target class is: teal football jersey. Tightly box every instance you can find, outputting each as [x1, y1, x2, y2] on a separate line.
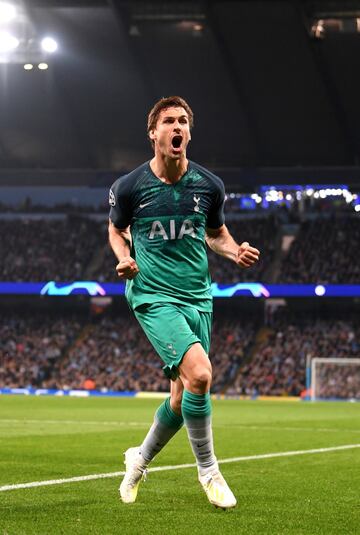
[109, 161, 225, 311]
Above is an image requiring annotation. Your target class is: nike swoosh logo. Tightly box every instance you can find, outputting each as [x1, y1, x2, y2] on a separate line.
[139, 201, 152, 209]
[197, 442, 209, 448]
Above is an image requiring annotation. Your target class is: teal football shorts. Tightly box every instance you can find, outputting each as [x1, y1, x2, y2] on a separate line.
[134, 302, 212, 381]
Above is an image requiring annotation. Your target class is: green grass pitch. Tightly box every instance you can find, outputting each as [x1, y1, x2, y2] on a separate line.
[0, 395, 359, 535]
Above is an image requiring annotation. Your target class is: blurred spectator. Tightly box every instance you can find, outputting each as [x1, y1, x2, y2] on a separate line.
[83, 378, 96, 390]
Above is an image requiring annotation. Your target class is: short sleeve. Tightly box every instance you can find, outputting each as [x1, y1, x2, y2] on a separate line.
[109, 176, 133, 229]
[206, 179, 225, 229]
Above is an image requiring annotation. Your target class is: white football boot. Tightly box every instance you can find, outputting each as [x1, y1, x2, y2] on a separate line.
[199, 468, 237, 509]
[119, 447, 147, 504]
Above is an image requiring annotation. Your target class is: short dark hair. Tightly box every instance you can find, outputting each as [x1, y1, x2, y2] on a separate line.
[147, 96, 194, 148]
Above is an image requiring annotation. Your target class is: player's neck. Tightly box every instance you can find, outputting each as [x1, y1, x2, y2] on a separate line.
[150, 154, 188, 184]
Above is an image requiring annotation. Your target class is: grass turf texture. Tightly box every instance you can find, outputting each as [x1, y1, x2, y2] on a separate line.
[0, 396, 359, 535]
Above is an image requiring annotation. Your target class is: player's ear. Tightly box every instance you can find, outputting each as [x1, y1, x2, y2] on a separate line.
[149, 129, 156, 141]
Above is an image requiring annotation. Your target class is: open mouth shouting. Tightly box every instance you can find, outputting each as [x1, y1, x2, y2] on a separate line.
[171, 135, 183, 154]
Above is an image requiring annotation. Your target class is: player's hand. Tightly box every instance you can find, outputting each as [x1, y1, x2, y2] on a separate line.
[116, 256, 139, 280]
[236, 242, 260, 268]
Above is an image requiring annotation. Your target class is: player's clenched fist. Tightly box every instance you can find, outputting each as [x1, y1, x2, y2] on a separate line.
[236, 242, 260, 268]
[116, 256, 139, 279]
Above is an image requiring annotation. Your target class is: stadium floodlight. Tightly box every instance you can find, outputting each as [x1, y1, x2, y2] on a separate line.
[311, 358, 360, 401]
[24, 63, 33, 70]
[0, 30, 18, 52]
[0, 2, 16, 23]
[38, 62, 48, 70]
[41, 37, 58, 53]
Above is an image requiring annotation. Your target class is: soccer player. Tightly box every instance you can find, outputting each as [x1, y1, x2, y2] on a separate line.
[108, 96, 260, 509]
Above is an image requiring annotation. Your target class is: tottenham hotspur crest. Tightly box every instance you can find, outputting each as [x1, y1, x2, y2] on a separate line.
[109, 189, 116, 207]
[193, 195, 200, 213]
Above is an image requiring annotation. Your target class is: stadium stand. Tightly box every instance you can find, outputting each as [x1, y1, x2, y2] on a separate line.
[314, 362, 360, 400]
[0, 311, 84, 388]
[1, 307, 358, 397]
[0, 310, 256, 394]
[57, 315, 169, 393]
[229, 310, 360, 397]
[3, 210, 359, 285]
[207, 216, 277, 283]
[0, 212, 278, 284]
[277, 214, 360, 283]
[0, 216, 102, 281]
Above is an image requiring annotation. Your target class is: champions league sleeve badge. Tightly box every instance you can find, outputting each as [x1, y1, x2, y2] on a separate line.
[109, 189, 116, 206]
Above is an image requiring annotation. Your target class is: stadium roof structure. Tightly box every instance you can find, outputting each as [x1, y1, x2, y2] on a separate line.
[1, 0, 360, 188]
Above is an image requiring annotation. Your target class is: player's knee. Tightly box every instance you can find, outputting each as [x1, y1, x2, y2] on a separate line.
[189, 367, 212, 393]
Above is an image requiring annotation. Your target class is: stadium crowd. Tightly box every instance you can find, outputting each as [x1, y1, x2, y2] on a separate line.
[1, 203, 359, 400]
[1, 210, 360, 284]
[56, 315, 169, 393]
[278, 215, 360, 283]
[0, 199, 106, 214]
[0, 215, 276, 283]
[1, 309, 359, 399]
[314, 362, 360, 400]
[229, 311, 360, 398]
[0, 312, 255, 394]
[207, 217, 277, 283]
[0, 311, 83, 388]
[0, 217, 102, 281]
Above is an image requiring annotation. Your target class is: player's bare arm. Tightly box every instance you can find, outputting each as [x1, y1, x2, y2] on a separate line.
[108, 219, 139, 279]
[206, 224, 260, 268]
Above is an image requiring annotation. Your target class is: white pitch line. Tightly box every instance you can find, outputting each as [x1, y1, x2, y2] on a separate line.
[1, 420, 359, 434]
[0, 419, 149, 427]
[217, 425, 360, 434]
[1, 443, 359, 493]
